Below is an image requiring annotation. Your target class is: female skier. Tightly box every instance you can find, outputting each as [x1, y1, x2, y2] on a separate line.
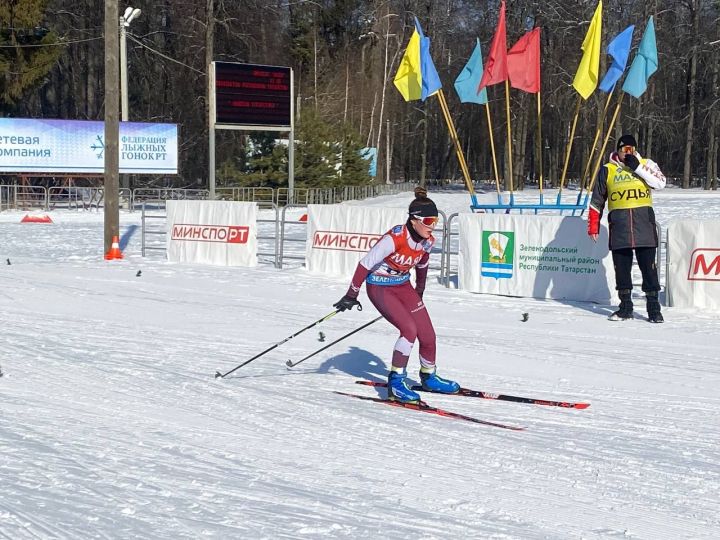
[332, 190, 460, 403]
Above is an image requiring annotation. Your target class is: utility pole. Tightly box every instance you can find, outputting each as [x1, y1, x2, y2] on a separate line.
[119, 7, 141, 194]
[104, 0, 120, 253]
[119, 11, 128, 194]
[206, 0, 216, 199]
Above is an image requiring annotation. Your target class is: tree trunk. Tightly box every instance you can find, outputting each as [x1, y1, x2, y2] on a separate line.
[313, 6, 318, 110]
[343, 54, 349, 123]
[421, 106, 428, 184]
[707, 131, 717, 190]
[682, 0, 699, 189]
[376, 5, 392, 184]
[646, 84, 655, 157]
[515, 102, 529, 191]
[706, 13, 719, 191]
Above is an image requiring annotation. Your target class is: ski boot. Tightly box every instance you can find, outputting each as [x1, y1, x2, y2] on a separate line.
[646, 291, 664, 323]
[387, 370, 421, 403]
[609, 289, 633, 321]
[419, 367, 460, 394]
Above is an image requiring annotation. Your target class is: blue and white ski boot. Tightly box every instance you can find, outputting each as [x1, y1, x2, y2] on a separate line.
[420, 368, 460, 394]
[387, 370, 421, 403]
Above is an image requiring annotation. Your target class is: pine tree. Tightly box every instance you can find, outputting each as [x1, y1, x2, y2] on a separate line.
[0, 0, 59, 112]
[294, 109, 371, 188]
[242, 134, 289, 188]
[237, 109, 371, 189]
[338, 121, 372, 186]
[294, 109, 338, 188]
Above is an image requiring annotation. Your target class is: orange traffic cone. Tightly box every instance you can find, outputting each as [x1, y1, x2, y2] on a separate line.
[104, 235, 124, 260]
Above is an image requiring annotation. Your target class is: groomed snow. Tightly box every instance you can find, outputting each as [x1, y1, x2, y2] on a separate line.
[1, 188, 719, 539]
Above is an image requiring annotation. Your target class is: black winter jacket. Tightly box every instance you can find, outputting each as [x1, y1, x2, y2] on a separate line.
[590, 152, 666, 251]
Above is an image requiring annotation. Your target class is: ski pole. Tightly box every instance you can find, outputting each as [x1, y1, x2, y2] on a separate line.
[215, 310, 340, 378]
[285, 316, 383, 368]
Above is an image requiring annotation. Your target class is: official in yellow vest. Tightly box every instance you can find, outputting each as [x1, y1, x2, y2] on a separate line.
[588, 134, 666, 323]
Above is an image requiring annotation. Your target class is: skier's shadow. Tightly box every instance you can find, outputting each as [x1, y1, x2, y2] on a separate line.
[316, 346, 387, 382]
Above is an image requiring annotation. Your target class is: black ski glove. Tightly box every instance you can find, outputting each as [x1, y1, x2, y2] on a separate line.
[623, 153, 640, 171]
[333, 295, 362, 312]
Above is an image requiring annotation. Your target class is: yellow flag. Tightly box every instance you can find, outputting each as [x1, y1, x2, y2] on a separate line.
[572, 2, 603, 99]
[393, 29, 422, 101]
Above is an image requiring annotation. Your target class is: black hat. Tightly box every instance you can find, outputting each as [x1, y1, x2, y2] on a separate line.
[617, 134, 637, 151]
[408, 192, 438, 218]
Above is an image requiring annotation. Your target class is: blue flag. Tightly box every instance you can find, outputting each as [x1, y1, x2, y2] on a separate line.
[360, 147, 377, 177]
[415, 18, 442, 101]
[454, 38, 489, 105]
[599, 25, 634, 93]
[622, 17, 658, 98]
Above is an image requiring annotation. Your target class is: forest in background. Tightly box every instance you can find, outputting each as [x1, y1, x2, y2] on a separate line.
[1, 0, 719, 191]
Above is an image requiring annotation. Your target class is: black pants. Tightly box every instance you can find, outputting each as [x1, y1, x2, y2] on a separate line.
[612, 247, 660, 292]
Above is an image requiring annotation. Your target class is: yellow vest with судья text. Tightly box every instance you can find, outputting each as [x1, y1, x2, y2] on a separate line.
[605, 159, 653, 211]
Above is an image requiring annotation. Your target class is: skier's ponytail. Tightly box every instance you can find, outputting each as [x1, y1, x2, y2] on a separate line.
[408, 187, 438, 218]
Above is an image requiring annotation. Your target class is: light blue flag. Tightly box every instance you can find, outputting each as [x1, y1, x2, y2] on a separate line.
[599, 25, 635, 93]
[360, 147, 377, 177]
[415, 18, 442, 101]
[622, 17, 658, 98]
[454, 38, 489, 105]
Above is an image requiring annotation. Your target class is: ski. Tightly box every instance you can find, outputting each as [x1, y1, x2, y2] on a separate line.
[334, 391, 524, 431]
[355, 381, 590, 409]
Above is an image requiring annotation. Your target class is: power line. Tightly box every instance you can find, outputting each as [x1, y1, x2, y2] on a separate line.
[0, 36, 103, 48]
[127, 35, 204, 74]
[1, 31, 205, 76]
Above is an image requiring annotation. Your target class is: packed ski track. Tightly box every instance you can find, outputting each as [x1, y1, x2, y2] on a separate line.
[1, 188, 719, 539]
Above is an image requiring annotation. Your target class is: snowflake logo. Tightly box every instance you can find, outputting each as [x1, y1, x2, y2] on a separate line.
[91, 135, 104, 159]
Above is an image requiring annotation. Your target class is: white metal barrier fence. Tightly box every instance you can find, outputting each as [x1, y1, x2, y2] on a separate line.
[1, 183, 418, 212]
[141, 204, 451, 282]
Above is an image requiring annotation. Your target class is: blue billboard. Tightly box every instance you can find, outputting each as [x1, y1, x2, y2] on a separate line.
[0, 118, 178, 174]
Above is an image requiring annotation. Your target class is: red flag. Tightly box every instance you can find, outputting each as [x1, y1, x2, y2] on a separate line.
[507, 28, 541, 93]
[478, 1, 508, 91]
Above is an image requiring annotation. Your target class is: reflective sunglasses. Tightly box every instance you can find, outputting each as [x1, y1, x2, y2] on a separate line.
[413, 215, 438, 227]
[620, 145, 635, 154]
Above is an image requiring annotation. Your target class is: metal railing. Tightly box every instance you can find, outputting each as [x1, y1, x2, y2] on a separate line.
[0, 185, 47, 210]
[141, 201, 167, 257]
[0, 184, 12, 211]
[132, 188, 210, 211]
[278, 204, 309, 269]
[257, 202, 280, 267]
[46, 187, 119, 211]
[1, 183, 419, 212]
[216, 187, 274, 203]
[440, 213, 460, 287]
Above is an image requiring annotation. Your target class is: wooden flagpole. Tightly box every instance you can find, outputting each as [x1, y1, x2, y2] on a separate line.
[485, 101, 501, 194]
[436, 89, 475, 195]
[504, 79, 514, 192]
[580, 90, 614, 193]
[537, 91, 543, 194]
[559, 95, 582, 193]
[587, 96, 623, 193]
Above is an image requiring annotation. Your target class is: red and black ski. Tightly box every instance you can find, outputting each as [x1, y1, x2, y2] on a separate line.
[334, 391, 524, 431]
[355, 380, 590, 409]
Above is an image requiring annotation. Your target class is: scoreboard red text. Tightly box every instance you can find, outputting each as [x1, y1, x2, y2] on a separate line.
[214, 62, 291, 127]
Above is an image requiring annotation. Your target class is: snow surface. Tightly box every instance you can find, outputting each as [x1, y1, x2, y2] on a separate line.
[1, 188, 719, 539]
